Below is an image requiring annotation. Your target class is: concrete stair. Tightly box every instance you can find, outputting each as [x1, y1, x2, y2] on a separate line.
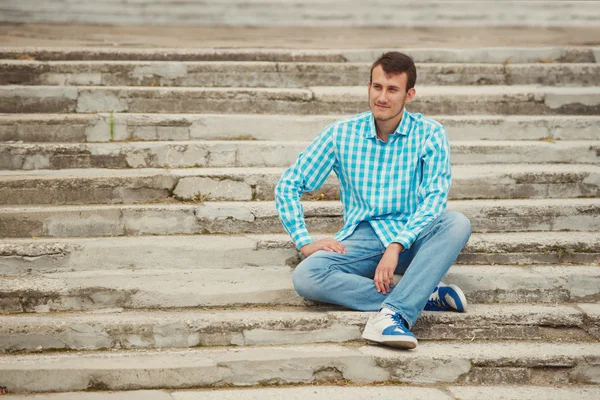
[1, 342, 599, 393]
[2, 1, 600, 28]
[3, 61, 599, 87]
[0, 43, 599, 397]
[2, 141, 600, 170]
[1, 164, 599, 205]
[2, 232, 599, 273]
[1, 304, 598, 352]
[2, 47, 598, 63]
[1, 199, 599, 238]
[2, 266, 599, 313]
[3, 85, 600, 115]
[3, 114, 599, 142]
[6, 386, 600, 400]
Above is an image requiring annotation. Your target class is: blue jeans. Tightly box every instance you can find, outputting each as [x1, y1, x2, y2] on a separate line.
[292, 211, 472, 329]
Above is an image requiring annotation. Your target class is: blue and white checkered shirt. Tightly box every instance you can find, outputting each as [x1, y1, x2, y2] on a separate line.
[275, 108, 451, 251]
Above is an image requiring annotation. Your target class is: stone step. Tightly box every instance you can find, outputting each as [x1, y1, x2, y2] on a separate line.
[1, 341, 599, 393]
[2, 232, 599, 275]
[2, 85, 599, 115]
[4, 386, 599, 400]
[4, 0, 599, 27]
[1, 164, 599, 206]
[2, 140, 599, 171]
[3, 114, 599, 143]
[2, 265, 599, 313]
[0, 199, 598, 238]
[1, 304, 597, 352]
[3, 61, 598, 87]
[2, 47, 597, 64]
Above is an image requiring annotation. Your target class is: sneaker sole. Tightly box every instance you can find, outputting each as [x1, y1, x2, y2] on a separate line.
[446, 284, 468, 312]
[361, 330, 418, 350]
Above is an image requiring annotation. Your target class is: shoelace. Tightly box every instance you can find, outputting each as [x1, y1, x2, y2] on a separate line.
[428, 296, 445, 309]
[426, 287, 449, 310]
[390, 313, 408, 331]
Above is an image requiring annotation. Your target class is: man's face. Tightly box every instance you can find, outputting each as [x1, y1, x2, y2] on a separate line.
[368, 65, 415, 122]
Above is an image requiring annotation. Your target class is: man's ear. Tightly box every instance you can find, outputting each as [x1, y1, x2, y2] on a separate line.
[406, 87, 416, 102]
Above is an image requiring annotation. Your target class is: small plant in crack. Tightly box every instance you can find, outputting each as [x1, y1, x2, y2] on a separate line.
[193, 191, 212, 202]
[109, 110, 115, 141]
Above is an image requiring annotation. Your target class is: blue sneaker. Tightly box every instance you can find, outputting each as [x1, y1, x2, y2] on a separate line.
[425, 282, 467, 312]
[361, 307, 418, 349]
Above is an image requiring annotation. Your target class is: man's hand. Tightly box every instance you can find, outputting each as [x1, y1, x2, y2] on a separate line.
[374, 243, 404, 294]
[300, 238, 346, 257]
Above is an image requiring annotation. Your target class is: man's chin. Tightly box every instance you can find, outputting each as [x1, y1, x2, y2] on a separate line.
[373, 113, 392, 121]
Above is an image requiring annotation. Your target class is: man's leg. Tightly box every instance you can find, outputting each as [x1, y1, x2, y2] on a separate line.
[292, 221, 388, 311]
[380, 211, 472, 328]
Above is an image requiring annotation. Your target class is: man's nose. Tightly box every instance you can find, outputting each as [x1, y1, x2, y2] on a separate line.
[377, 90, 388, 103]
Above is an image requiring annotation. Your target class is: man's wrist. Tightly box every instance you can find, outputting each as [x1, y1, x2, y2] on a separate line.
[387, 242, 404, 254]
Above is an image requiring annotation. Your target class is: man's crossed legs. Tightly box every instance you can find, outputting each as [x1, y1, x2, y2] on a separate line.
[292, 211, 472, 349]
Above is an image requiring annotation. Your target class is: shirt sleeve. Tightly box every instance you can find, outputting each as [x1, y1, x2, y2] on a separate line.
[392, 124, 451, 250]
[275, 127, 337, 250]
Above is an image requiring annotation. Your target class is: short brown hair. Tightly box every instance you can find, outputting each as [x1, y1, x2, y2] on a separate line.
[370, 52, 417, 90]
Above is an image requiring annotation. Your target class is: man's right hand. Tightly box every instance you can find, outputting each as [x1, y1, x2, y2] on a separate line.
[300, 238, 347, 257]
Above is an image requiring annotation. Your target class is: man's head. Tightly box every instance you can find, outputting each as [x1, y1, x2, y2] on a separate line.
[368, 52, 417, 122]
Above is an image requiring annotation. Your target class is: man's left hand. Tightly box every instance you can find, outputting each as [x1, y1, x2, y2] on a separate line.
[374, 243, 404, 294]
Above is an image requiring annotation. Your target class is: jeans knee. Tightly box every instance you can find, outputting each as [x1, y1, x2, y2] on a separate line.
[292, 259, 318, 299]
[446, 211, 472, 240]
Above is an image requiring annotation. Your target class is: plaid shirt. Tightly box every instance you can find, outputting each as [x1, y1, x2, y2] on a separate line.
[275, 108, 451, 251]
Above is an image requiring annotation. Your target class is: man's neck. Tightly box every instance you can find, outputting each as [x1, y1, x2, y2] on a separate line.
[374, 110, 404, 142]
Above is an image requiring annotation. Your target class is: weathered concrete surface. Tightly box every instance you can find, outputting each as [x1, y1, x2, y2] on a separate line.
[2, 1, 599, 27]
[0, 304, 594, 352]
[1, 164, 599, 205]
[0, 265, 598, 313]
[3, 61, 599, 87]
[6, 391, 174, 400]
[0, 199, 598, 238]
[0, 267, 302, 313]
[1, 342, 599, 393]
[0, 114, 94, 142]
[1, 232, 598, 276]
[0, 86, 77, 113]
[1, 140, 599, 170]
[3, 387, 452, 400]
[3, 23, 600, 49]
[2, 85, 600, 115]
[2, 46, 597, 63]
[448, 386, 600, 400]
[578, 304, 600, 340]
[0, 168, 177, 205]
[3, 114, 599, 143]
[5, 386, 600, 400]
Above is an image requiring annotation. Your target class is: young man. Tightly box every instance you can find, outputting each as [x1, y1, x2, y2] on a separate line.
[275, 52, 471, 350]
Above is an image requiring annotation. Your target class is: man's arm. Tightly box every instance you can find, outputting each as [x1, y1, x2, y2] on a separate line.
[275, 127, 337, 250]
[374, 125, 451, 294]
[392, 125, 451, 250]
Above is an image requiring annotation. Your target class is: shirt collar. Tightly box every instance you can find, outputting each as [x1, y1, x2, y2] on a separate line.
[365, 108, 412, 139]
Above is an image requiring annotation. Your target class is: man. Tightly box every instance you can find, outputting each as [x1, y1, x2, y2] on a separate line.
[275, 52, 471, 350]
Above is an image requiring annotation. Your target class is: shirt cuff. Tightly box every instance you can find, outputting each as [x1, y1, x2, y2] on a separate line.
[392, 231, 417, 250]
[293, 230, 313, 250]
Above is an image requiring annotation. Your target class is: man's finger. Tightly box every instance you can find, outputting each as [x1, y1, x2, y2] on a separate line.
[374, 270, 381, 293]
[382, 280, 390, 294]
[328, 245, 343, 253]
[387, 268, 395, 287]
